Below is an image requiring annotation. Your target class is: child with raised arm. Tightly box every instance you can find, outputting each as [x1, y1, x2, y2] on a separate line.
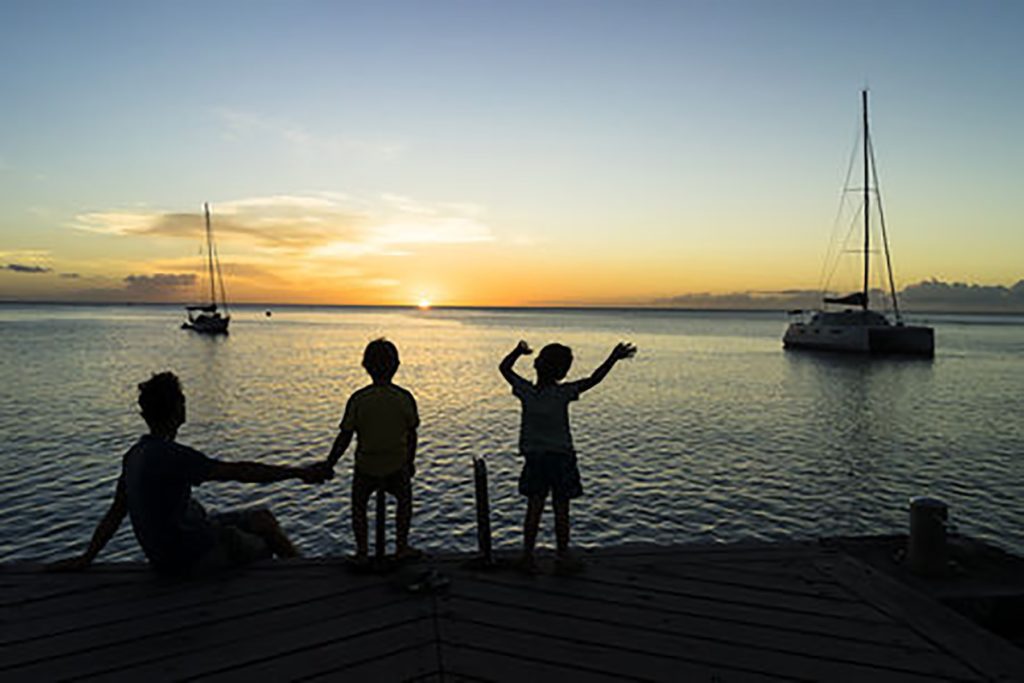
[323, 338, 420, 564]
[500, 339, 636, 573]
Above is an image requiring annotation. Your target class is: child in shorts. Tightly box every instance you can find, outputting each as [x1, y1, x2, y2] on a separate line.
[323, 338, 420, 563]
[499, 339, 635, 573]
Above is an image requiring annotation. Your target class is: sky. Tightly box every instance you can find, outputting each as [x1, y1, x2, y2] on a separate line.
[1, 1, 1021, 307]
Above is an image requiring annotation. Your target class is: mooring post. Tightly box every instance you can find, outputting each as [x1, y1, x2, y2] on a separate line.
[473, 456, 493, 564]
[375, 488, 386, 562]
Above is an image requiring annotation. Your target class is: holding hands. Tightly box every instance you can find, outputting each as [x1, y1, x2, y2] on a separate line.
[303, 461, 335, 483]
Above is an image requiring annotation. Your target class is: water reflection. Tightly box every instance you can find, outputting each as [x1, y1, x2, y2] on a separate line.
[0, 305, 1021, 561]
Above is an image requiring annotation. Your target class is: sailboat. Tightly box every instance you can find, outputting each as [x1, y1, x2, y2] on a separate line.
[182, 203, 230, 335]
[783, 91, 933, 357]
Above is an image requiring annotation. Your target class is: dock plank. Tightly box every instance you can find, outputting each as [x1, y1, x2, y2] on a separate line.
[443, 582, 962, 673]
[457, 571, 924, 647]
[438, 598, 972, 682]
[2, 540, 1020, 682]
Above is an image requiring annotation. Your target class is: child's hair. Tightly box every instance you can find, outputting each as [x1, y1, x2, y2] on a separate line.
[534, 343, 573, 382]
[363, 338, 400, 381]
[138, 371, 184, 427]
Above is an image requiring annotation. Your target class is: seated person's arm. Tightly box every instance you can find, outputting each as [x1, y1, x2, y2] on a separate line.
[49, 476, 128, 571]
[574, 342, 637, 394]
[206, 459, 325, 484]
[499, 340, 532, 385]
[325, 429, 354, 469]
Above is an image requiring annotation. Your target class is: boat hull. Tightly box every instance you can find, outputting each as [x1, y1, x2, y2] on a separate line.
[784, 321, 933, 357]
[182, 314, 230, 335]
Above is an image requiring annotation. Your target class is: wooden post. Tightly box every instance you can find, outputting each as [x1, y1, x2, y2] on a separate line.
[375, 488, 386, 562]
[473, 456, 493, 564]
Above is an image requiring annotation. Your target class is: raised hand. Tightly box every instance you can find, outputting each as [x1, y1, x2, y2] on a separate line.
[612, 342, 637, 361]
[515, 340, 533, 355]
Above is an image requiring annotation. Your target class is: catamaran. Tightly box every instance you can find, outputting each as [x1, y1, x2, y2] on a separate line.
[182, 203, 230, 335]
[783, 91, 933, 357]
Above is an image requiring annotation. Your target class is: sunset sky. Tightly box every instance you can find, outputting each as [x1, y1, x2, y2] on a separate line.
[1, 1, 1021, 307]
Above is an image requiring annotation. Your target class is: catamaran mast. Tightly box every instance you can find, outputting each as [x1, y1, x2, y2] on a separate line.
[861, 89, 870, 311]
[204, 202, 217, 310]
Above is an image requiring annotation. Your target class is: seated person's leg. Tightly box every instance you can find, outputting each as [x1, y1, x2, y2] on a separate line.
[192, 507, 276, 574]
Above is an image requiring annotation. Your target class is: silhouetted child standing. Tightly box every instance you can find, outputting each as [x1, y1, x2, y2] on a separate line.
[324, 339, 420, 563]
[500, 339, 636, 572]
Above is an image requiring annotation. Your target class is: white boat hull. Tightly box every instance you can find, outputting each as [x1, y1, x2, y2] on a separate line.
[784, 319, 933, 356]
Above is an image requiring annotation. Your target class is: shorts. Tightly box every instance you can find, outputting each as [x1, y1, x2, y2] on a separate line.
[352, 467, 412, 502]
[518, 451, 583, 500]
[191, 507, 273, 575]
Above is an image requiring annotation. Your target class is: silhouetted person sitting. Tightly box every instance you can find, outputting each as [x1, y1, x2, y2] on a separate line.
[321, 338, 420, 565]
[51, 371, 328, 575]
[500, 340, 636, 574]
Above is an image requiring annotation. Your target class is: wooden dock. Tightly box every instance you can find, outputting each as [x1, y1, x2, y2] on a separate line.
[3, 541, 1023, 681]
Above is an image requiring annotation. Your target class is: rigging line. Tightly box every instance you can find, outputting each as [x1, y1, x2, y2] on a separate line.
[868, 135, 902, 323]
[818, 122, 863, 299]
[823, 203, 863, 297]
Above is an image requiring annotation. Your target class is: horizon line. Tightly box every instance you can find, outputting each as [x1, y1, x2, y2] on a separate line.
[2, 299, 1024, 318]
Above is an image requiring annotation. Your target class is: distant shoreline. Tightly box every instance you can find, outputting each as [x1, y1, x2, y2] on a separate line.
[2, 299, 1023, 318]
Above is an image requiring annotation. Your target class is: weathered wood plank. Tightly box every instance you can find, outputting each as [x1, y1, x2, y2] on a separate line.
[296, 643, 439, 683]
[191, 623, 435, 682]
[818, 554, 1024, 683]
[474, 565, 890, 623]
[5, 592, 428, 681]
[598, 552, 860, 593]
[456, 571, 926, 647]
[1, 575, 320, 642]
[601, 559, 860, 602]
[0, 576, 388, 669]
[442, 645, 655, 682]
[440, 624, 799, 682]
[439, 601, 977, 682]
[1, 539, 1019, 683]
[443, 583, 969, 675]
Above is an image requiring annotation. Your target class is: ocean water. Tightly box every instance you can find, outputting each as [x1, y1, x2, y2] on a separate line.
[1, 304, 1022, 562]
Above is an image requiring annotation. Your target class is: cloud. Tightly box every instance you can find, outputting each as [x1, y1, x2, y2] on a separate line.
[901, 279, 1024, 311]
[5, 263, 52, 273]
[655, 279, 1024, 312]
[71, 193, 495, 257]
[656, 290, 821, 310]
[123, 272, 197, 296]
[0, 249, 49, 260]
[60, 273, 81, 279]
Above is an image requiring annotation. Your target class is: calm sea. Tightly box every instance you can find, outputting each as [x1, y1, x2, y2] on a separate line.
[1, 304, 1022, 562]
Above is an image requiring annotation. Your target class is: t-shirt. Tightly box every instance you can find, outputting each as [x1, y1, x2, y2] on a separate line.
[340, 383, 419, 477]
[508, 375, 582, 455]
[120, 434, 215, 574]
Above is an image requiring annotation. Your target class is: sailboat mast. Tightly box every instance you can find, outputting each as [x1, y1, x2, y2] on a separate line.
[204, 203, 216, 309]
[861, 89, 870, 311]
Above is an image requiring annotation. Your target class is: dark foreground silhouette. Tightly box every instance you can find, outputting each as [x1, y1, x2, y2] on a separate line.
[49, 372, 329, 576]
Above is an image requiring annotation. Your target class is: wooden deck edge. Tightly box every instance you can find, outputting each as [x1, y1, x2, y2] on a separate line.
[817, 553, 1024, 682]
[0, 539, 826, 574]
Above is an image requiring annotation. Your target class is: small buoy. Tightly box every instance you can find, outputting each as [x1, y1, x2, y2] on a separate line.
[265, 310, 272, 317]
